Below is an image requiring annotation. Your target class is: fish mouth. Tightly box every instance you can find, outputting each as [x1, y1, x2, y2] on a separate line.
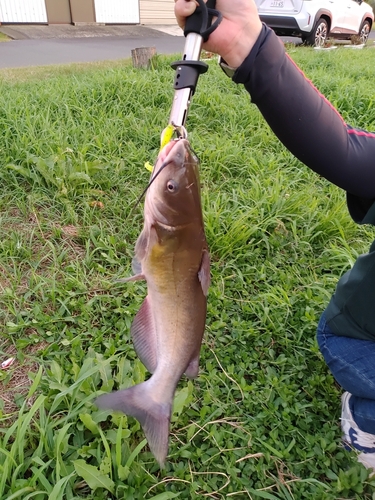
[149, 139, 188, 189]
[132, 139, 189, 213]
[158, 138, 189, 168]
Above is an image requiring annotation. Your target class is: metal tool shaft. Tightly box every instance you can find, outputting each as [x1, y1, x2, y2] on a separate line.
[168, 32, 204, 128]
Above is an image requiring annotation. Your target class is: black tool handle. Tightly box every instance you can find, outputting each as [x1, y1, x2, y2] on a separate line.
[184, 0, 218, 42]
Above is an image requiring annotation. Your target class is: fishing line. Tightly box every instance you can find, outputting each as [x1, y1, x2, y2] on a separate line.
[131, 158, 174, 214]
[131, 143, 200, 214]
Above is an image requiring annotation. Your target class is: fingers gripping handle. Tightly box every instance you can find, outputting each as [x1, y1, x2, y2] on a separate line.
[184, 0, 219, 41]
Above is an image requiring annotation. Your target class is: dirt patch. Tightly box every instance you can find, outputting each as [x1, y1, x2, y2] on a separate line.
[0, 337, 48, 416]
[0, 211, 88, 418]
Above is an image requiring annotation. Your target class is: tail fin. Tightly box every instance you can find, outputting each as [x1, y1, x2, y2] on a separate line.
[95, 380, 172, 467]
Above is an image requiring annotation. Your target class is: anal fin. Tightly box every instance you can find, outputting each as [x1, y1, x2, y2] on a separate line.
[131, 296, 157, 373]
[198, 249, 210, 297]
[184, 352, 200, 379]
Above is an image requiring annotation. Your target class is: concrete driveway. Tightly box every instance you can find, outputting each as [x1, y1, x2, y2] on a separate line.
[0, 24, 185, 69]
[1, 23, 374, 70]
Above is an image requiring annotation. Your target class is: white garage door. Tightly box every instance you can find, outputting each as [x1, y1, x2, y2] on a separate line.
[0, 0, 47, 22]
[94, 0, 140, 23]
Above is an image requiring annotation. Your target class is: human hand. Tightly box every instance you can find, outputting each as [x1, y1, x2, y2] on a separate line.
[174, 0, 262, 68]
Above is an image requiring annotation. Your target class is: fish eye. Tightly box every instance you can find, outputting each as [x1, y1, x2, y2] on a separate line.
[166, 180, 178, 193]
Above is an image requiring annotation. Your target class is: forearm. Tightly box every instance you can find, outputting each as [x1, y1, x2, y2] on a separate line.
[233, 25, 375, 200]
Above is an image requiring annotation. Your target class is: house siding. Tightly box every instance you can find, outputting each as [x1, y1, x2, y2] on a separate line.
[140, 0, 175, 24]
[0, 0, 178, 25]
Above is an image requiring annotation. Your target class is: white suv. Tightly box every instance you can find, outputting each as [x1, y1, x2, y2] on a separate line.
[255, 0, 374, 46]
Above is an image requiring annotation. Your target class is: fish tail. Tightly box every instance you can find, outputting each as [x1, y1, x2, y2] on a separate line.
[95, 380, 172, 467]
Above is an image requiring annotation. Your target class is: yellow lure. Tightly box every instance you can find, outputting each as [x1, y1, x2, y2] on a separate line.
[144, 161, 153, 172]
[160, 123, 176, 151]
[144, 124, 176, 172]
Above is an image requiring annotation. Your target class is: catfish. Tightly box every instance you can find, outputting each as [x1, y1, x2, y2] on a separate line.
[96, 138, 210, 466]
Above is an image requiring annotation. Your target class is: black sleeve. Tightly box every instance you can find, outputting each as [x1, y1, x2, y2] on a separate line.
[233, 24, 375, 210]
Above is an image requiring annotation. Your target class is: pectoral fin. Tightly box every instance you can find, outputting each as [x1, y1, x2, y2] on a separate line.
[131, 256, 143, 276]
[128, 225, 158, 279]
[131, 296, 157, 373]
[116, 226, 150, 282]
[198, 249, 210, 297]
[134, 226, 149, 262]
[115, 271, 144, 283]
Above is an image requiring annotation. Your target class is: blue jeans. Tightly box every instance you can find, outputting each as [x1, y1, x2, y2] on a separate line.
[317, 313, 375, 435]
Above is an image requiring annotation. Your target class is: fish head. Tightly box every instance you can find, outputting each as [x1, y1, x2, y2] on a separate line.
[146, 139, 202, 227]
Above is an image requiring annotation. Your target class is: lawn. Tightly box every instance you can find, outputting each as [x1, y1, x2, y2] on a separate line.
[0, 46, 375, 499]
[0, 32, 10, 42]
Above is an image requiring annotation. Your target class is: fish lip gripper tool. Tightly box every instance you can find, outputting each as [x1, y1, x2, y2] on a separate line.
[165, 0, 222, 140]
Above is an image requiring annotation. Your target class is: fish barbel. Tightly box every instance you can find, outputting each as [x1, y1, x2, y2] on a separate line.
[96, 138, 210, 466]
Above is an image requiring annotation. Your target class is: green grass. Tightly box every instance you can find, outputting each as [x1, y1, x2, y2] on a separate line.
[0, 32, 10, 42]
[0, 47, 375, 499]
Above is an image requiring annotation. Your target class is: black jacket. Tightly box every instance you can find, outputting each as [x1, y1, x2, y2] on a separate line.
[234, 24, 375, 341]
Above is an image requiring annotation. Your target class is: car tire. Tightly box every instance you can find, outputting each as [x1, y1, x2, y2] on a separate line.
[357, 20, 371, 44]
[304, 18, 329, 47]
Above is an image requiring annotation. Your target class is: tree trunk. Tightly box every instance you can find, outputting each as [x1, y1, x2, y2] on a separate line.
[131, 47, 157, 69]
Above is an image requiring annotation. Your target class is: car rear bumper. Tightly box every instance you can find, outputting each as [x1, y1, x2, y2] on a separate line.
[259, 15, 303, 36]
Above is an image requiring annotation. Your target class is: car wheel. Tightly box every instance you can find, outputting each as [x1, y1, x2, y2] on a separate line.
[358, 20, 371, 44]
[304, 18, 329, 47]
